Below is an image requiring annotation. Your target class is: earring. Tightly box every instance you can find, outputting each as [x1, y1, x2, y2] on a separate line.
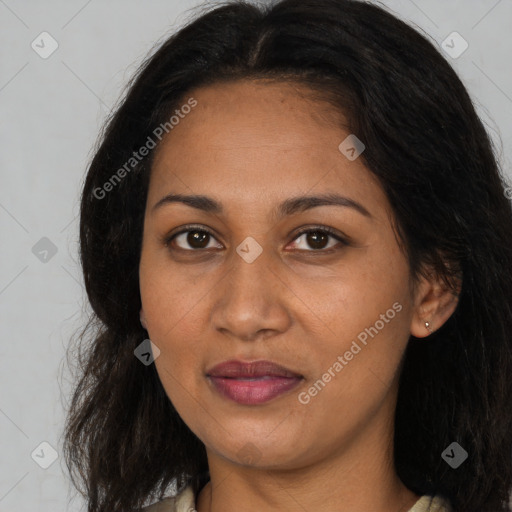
[425, 320, 433, 334]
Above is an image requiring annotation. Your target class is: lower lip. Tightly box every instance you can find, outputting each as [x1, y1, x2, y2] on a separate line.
[207, 375, 303, 405]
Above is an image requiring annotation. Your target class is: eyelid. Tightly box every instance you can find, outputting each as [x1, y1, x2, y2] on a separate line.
[162, 224, 222, 248]
[290, 225, 350, 248]
[162, 224, 350, 251]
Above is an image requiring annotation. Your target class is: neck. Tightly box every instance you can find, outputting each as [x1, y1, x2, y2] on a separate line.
[195, 395, 420, 512]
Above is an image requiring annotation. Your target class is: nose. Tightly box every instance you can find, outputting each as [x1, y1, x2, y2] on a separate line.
[210, 247, 292, 342]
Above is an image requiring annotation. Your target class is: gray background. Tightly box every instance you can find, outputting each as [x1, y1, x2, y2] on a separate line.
[1, 1, 511, 511]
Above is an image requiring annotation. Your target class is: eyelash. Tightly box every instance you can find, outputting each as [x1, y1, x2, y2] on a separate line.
[162, 224, 350, 254]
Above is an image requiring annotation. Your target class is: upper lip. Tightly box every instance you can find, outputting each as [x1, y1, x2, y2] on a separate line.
[206, 359, 303, 379]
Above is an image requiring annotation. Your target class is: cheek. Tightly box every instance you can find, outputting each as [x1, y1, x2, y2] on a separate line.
[313, 246, 410, 336]
[305, 248, 412, 394]
[147, 298, 206, 420]
[139, 254, 208, 340]
[139, 258, 210, 390]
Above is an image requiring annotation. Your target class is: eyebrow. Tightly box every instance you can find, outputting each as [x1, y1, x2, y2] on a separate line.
[151, 192, 373, 219]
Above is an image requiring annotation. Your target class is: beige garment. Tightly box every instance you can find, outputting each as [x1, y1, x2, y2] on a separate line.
[142, 484, 195, 512]
[142, 483, 452, 512]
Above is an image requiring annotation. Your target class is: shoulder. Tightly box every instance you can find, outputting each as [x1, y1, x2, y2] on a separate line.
[142, 497, 177, 512]
[141, 486, 450, 512]
[408, 494, 452, 512]
[142, 484, 196, 512]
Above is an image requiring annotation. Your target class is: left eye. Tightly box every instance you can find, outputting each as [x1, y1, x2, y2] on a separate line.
[288, 229, 346, 251]
[165, 227, 347, 252]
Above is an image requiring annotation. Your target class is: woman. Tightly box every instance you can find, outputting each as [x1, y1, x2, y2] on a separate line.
[63, 1, 512, 511]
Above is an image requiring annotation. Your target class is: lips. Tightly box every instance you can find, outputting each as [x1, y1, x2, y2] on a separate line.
[206, 359, 302, 379]
[206, 360, 303, 405]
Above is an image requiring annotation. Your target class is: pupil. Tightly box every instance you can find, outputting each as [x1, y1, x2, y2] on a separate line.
[307, 232, 327, 249]
[188, 231, 209, 248]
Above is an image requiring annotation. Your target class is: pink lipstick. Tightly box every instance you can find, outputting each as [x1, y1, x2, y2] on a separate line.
[206, 359, 303, 405]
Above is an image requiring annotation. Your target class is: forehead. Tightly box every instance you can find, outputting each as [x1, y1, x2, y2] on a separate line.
[148, 79, 389, 221]
[153, 79, 348, 159]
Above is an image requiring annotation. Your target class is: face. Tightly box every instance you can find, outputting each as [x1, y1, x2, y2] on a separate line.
[139, 79, 427, 470]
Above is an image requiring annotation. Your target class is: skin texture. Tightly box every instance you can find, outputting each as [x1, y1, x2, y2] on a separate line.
[138, 80, 459, 512]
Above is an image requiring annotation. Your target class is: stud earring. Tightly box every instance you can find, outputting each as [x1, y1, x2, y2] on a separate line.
[425, 320, 433, 334]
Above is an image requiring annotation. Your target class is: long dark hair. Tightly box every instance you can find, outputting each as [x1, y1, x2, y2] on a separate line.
[63, 1, 512, 511]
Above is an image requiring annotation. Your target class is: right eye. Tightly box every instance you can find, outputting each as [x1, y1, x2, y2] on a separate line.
[164, 226, 223, 251]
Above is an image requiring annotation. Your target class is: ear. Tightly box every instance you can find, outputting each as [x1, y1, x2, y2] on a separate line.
[140, 308, 148, 329]
[410, 267, 461, 338]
